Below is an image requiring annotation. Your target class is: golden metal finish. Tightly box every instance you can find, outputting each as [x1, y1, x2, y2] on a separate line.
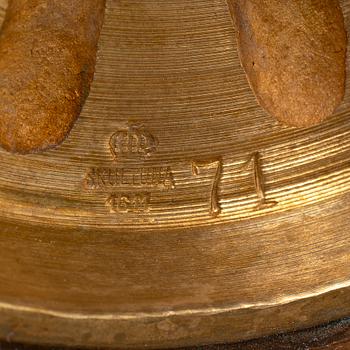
[1, 0, 350, 348]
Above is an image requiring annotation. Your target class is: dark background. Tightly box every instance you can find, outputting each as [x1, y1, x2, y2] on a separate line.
[1, 318, 350, 350]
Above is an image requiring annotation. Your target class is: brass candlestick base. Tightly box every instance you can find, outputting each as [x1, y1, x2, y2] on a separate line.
[0, 0, 350, 348]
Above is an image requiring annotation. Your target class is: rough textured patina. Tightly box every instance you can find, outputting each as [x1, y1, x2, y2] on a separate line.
[0, 0, 105, 153]
[228, 0, 347, 128]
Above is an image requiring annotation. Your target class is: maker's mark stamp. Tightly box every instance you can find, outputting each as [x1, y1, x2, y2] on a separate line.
[84, 166, 175, 191]
[83, 124, 175, 219]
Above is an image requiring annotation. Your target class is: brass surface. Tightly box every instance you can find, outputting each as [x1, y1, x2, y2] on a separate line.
[0, 0, 350, 348]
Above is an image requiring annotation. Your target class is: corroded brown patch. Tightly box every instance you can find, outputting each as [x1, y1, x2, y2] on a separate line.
[228, 0, 347, 128]
[0, 0, 106, 153]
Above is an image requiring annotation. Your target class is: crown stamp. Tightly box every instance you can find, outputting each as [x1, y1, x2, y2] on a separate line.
[109, 125, 158, 161]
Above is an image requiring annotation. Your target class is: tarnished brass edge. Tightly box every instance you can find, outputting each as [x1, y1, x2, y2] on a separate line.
[0, 285, 350, 349]
[0, 279, 349, 320]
